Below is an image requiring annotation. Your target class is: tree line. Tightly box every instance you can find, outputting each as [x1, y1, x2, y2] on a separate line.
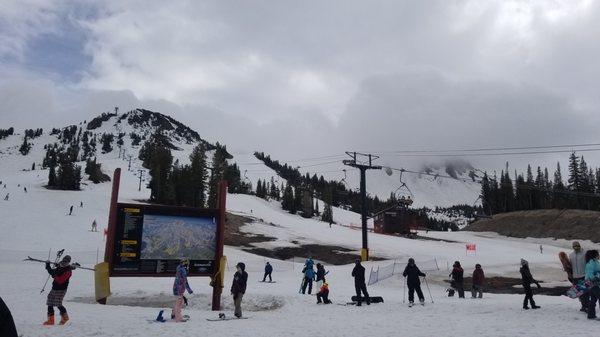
[481, 153, 600, 215]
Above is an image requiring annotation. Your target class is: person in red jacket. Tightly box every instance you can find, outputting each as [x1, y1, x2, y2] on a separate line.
[316, 282, 332, 304]
[471, 264, 485, 298]
[43, 255, 76, 325]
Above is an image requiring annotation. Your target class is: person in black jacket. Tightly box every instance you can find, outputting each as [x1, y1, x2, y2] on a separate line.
[403, 258, 426, 306]
[449, 261, 465, 298]
[520, 259, 541, 309]
[44, 255, 76, 325]
[231, 262, 248, 318]
[0, 296, 18, 337]
[315, 263, 329, 289]
[262, 262, 273, 282]
[351, 259, 370, 306]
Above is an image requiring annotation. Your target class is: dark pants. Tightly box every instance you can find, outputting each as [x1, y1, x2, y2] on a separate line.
[408, 284, 425, 303]
[450, 282, 465, 298]
[523, 284, 536, 308]
[47, 305, 67, 315]
[572, 277, 589, 310]
[0, 297, 18, 337]
[262, 272, 272, 282]
[301, 277, 313, 294]
[317, 292, 331, 304]
[355, 282, 370, 305]
[588, 286, 600, 318]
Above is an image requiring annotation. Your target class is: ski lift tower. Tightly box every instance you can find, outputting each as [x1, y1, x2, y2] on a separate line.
[343, 152, 381, 261]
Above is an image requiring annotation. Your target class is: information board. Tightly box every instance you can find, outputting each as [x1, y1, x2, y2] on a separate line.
[109, 203, 219, 276]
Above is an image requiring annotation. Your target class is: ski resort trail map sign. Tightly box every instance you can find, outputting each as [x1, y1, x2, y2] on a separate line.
[109, 203, 219, 276]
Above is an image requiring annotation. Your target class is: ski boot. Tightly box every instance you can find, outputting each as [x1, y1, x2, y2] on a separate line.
[43, 315, 55, 326]
[420, 299, 425, 306]
[59, 313, 69, 325]
[408, 302, 414, 307]
[531, 305, 541, 309]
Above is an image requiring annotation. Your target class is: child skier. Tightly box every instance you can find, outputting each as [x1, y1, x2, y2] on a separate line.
[402, 258, 426, 306]
[172, 258, 193, 322]
[471, 264, 485, 298]
[316, 282, 332, 304]
[449, 261, 465, 298]
[520, 259, 541, 310]
[43, 255, 76, 325]
[231, 262, 248, 318]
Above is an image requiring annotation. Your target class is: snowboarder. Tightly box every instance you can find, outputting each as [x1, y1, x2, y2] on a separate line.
[449, 261, 465, 298]
[68, 205, 73, 215]
[172, 258, 193, 322]
[315, 263, 329, 290]
[3, 193, 8, 201]
[471, 264, 485, 298]
[262, 262, 273, 282]
[569, 241, 588, 312]
[0, 296, 18, 337]
[585, 250, 600, 319]
[91, 219, 98, 232]
[520, 259, 541, 310]
[316, 282, 332, 304]
[352, 259, 370, 306]
[402, 258, 426, 306]
[231, 262, 248, 318]
[43, 255, 76, 325]
[301, 262, 315, 294]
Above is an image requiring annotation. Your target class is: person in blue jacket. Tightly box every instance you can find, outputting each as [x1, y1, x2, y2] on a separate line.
[172, 258, 193, 322]
[302, 263, 316, 294]
[262, 262, 273, 282]
[585, 250, 600, 319]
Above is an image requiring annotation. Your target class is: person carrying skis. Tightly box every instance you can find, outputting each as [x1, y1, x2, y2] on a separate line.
[449, 261, 465, 298]
[403, 258, 426, 306]
[570, 241, 588, 312]
[43, 255, 76, 325]
[231, 262, 248, 318]
[301, 263, 316, 294]
[172, 258, 193, 322]
[585, 250, 600, 319]
[520, 259, 541, 310]
[315, 263, 329, 290]
[316, 282, 332, 304]
[471, 264, 485, 298]
[262, 262, 273, 282]
[352, 259, 370, 306]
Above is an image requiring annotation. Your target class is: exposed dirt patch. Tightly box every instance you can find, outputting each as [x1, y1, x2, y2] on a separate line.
[450, 276, 569, 297]
[225, 212, 277, 247]
[465, 209, 600, 243]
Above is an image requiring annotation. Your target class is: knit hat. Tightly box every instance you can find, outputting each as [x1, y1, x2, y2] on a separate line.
[59, 255, 71, 267]
[408, 258, 415, 265]
[520, 258, 528, 266]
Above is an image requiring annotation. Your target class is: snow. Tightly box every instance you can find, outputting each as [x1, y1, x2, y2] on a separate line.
[2, 126, 600, 337]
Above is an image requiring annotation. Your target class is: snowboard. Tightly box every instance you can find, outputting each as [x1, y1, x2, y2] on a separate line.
[351, 295, 384, 303]
[150, 310, 189, 323]
[258, 281, 277, 283]
[558, 251, 573, 279]
[206, 316, 249, 321]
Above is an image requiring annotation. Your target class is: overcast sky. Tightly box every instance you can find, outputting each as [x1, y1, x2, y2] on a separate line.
[2, 0, 600, 176]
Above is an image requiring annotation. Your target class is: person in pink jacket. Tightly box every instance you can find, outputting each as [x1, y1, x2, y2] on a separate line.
[172, 258, 193, 322]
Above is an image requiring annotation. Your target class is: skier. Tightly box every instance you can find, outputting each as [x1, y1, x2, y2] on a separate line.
[43, 255, 76, 325]
[23, 187, 27, 193]
[520, 259, 541, 310]
[231, 262, 248, 318]
[352, 259, 370, 306]
[315, 263, 329, 290]
[262, 262, 273, 282]
[80, 201, 83, 208]
[585, 249, 600, 319]
[301, 262, 315, 294]
[0, 296, 18, 337]
[68, 205, 73, 215]
[402, 258, 426, 306]
[570, 241, 588, 312]
[172, 258, 193, 322]
[539, 245, 543, 254]
[316, 282, 332, 304]
[449, 261, 465, 298]
[91, 219, 98, 232]
[471, 264, 485, 298]
[3, 193, 8, 201]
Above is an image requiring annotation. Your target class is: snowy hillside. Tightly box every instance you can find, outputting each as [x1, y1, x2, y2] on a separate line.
[2, 110, 600, 337]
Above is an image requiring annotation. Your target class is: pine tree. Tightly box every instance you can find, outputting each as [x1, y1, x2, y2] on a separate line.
[281, 182, 294, 212]
[321, 188, 333, 224]
[19, 137, 31, 155]
[207, 147, 228, 208]
[567, 152, 581, 191]
[48, 165, 56, 187]
[256, 179, 263, 198]
[189, 144, 208, 207]
[314, 199, 320, 216]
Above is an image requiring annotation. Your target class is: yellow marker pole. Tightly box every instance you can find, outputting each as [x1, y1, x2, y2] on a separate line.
[94, 262, 111, 304]
[361, 248, 369, 262]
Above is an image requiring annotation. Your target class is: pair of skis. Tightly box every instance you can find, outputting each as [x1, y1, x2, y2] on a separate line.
[23, 256, 95, 271]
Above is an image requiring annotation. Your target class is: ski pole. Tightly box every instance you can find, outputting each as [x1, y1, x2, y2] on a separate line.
[424, 277, 434, 303]
[40, 249, 64, 293]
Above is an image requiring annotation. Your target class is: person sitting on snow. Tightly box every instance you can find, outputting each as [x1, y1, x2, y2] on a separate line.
[316, 282, 332, 304]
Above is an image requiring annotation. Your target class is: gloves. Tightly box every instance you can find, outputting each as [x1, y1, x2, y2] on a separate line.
[72, 262, 80, 269]
[189, 290, 193, 294]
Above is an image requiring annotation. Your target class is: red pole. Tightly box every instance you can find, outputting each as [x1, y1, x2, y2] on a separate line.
[212, 180, 227, 311]
[104, 168, 121, 266]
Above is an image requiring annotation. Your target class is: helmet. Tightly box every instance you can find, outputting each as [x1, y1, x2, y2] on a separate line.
[59, 255, 71, 267]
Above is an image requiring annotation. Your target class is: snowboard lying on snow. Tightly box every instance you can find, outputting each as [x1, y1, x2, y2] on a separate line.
[351, 296, 384, 303]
